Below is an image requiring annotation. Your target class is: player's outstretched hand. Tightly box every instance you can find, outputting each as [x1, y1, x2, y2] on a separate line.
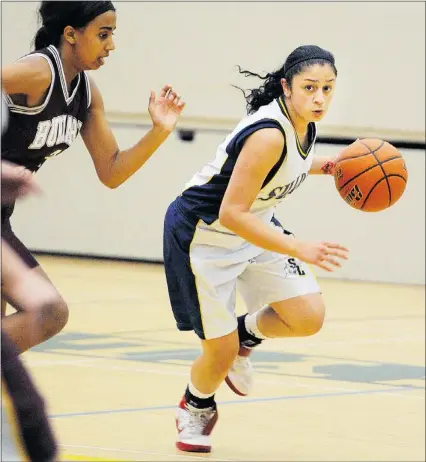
[294, 240, 349, 272]
[148, 84, 185, 133]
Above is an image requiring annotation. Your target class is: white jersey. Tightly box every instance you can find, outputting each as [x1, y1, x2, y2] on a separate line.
[176, 96, 316, 239]
[166, 97, 321, 339]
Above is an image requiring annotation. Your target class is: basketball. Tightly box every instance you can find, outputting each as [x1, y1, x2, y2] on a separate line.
[333, 138, 408, 212]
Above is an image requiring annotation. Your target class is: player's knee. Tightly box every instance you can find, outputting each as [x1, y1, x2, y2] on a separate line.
[202, 333, 239, 373]
[291, 304, 325, 336]
[37, 295, 69, 339]
[210, 347, 239, 375]
[274, 296, 326, 337]
[294, 313, 324, 336]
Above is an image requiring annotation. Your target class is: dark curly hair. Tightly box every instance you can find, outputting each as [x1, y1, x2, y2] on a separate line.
[235, 45, 337, 114]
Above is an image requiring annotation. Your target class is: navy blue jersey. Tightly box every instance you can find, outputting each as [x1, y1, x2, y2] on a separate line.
[2, 45, 91, 172]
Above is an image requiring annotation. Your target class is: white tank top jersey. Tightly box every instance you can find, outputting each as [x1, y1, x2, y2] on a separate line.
[176, 95, 317, 245]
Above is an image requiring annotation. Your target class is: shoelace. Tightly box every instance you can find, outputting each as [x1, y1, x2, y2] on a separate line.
[182, 406, 214, 435]
[233, 356, 250, 372]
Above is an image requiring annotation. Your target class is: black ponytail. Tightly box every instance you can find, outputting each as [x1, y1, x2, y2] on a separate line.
[233, 66, 285, 115]
[34, 25, 57, 50]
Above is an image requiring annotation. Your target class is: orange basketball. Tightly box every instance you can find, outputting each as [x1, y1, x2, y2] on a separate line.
[334, 138, 408, 212]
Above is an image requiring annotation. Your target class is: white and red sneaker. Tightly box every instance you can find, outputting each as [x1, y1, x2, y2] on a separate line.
[175, 397, 218, 453]
[225, 355, 254, 396]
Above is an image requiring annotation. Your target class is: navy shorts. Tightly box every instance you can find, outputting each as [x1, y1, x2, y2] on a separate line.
[163, 199, 204, 337]
[163, 199, 320, 340]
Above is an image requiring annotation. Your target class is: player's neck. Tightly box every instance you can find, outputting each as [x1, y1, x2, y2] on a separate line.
[284, 99, 309, 138]
[57, 46, 82, 90]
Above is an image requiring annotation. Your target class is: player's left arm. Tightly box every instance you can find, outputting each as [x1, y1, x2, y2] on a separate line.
[309, 155, 337, 175]
[80, 76, 185, 189]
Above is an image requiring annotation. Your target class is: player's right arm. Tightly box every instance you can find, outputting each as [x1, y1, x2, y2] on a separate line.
[1, 56, 51, 100]
[218, 129, 348, 271]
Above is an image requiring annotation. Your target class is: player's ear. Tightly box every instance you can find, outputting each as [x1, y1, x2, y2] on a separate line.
[281, 78, 291, 98]
[63, 26, 77, 45]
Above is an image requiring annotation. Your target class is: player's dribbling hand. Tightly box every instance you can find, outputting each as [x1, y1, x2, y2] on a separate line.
[293, 240, 349, 272]
[148, 84, 185, 133]
[1, 161, 42, 205]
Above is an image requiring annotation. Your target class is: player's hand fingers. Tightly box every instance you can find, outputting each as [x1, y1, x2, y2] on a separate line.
[327, 248, 349, 260]
[177, 99, 185, 109]
[160, 84, 172, 98]
[168, 90, 177, 102]
[315, 261, 334, 272]
[324, 242, 349, 252]
[324, 244, 349, 259]
[323, 256, 342, 267]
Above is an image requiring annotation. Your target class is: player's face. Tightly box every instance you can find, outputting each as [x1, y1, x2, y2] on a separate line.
[284, 64, 336, 123]
[74, 11, 117, 71]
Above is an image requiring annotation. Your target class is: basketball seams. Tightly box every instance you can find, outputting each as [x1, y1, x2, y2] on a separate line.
[335, 139, 386, 165]
[337, 155, 402, 192]
[359, 139, 392, 207]
[335, 152, 377, 163]
[358, 139, 385, 155]
[361, 174, 407, 210]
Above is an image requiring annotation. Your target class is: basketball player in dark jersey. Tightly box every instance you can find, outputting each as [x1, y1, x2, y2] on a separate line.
[2, 99, 58, 462]
[1, 1, 186, 353]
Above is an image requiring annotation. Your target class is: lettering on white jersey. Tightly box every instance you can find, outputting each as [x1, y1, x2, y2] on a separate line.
[258, 172, 308, 202]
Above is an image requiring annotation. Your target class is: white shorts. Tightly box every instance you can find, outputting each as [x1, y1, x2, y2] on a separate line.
[163, 201, 321, 340]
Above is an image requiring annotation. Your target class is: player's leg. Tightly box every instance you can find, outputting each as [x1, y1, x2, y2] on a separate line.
[225, 294, 324, 396]
[164, 201, 246, 452]
[174, 329, 239, 453]
[1, 237, 68, 352]
[226, 220, 324, 395]
[1, 329, 58, 461]
[228, 283, 323, 397]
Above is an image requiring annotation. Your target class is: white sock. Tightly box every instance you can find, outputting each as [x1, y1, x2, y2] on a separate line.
[245, 310, 268, 340]
[188, 380, 215, 399]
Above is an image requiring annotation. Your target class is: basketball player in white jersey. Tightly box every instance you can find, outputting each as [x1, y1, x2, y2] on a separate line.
[163, 45, 349, 452]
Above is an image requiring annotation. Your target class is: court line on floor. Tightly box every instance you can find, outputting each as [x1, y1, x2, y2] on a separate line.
[50, 385, 420, 419]
[61, 444, 236, 461]
[108, 333, 425, 348]
[61, 453, 117, 461]
[25, 357, 94, 367]
[26, 352, 425, 397]
[25, 356, 409, 395]
[61, 359, 425, 395]
[58, 359, 358, 391]
[29, 341, 425, 371]
[104, 314, 425, 336]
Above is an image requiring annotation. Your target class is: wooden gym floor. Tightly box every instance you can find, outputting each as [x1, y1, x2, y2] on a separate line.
[9, 256, 426, 461]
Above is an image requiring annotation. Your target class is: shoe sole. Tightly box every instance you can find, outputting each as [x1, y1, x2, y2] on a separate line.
[176, 441, 211, 453]
[225, 376, 248, 396]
